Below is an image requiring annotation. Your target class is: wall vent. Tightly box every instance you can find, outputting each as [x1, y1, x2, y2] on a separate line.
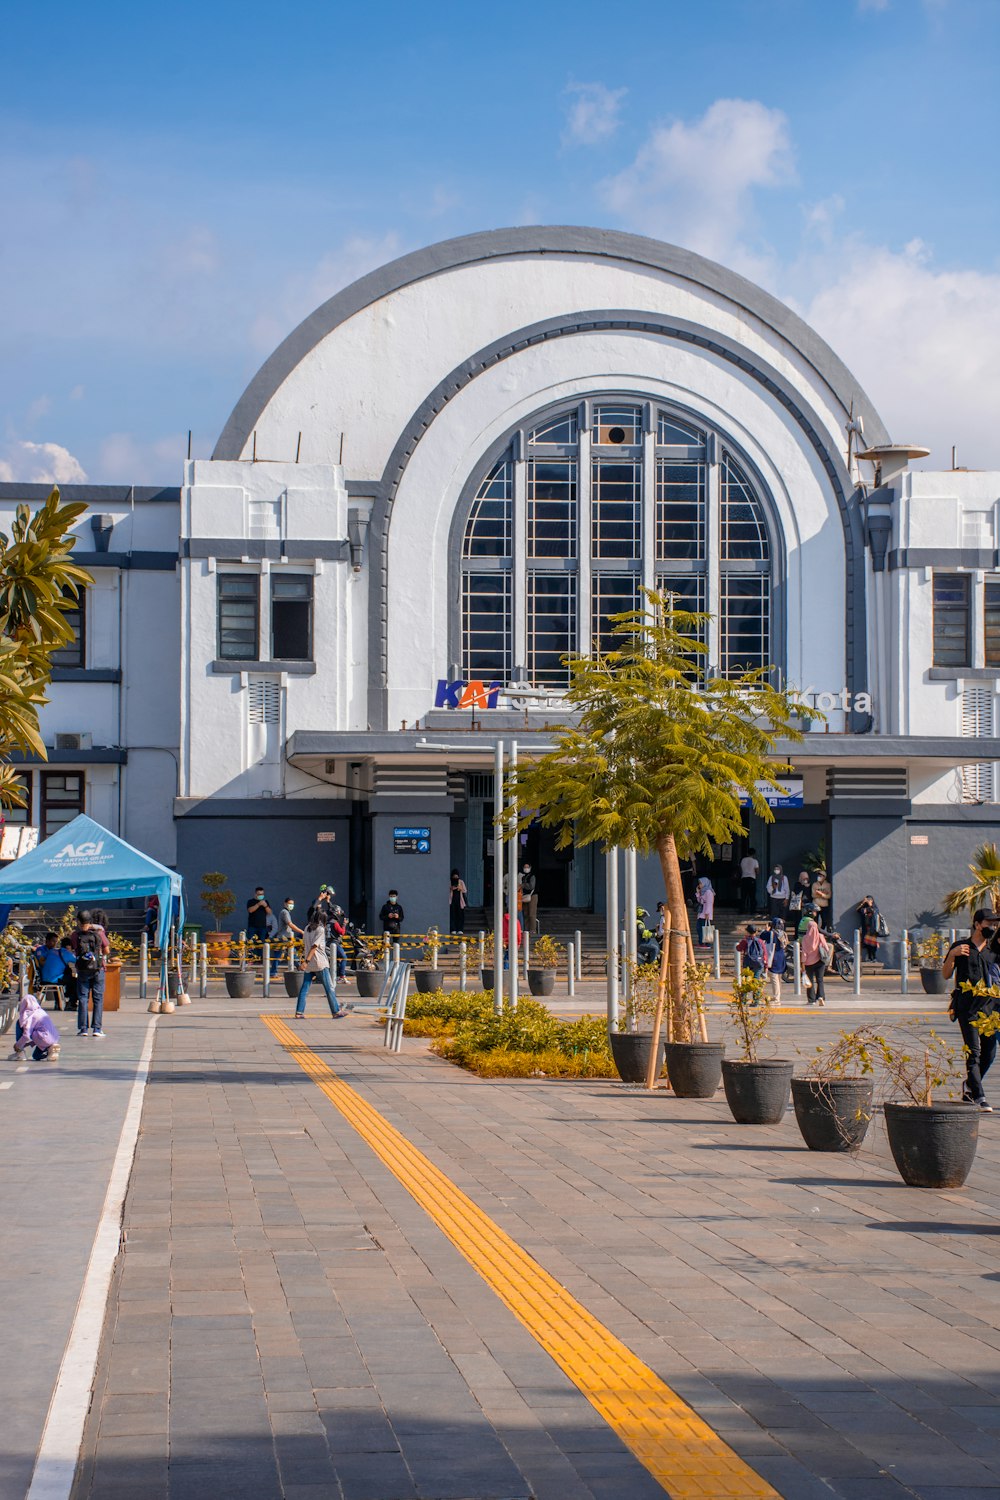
[372, 765, 448, 798]
[960, 686, 995, 802]
[826, 767, 908, 800]
[247, 677, 281, 725]
[466, 773, 495, 801]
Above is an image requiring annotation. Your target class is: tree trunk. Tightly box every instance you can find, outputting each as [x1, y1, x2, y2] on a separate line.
[644, 908, 671, 1090]
[656, 833, 690, 1042]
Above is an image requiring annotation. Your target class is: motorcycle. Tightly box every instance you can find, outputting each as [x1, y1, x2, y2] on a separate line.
[825, 928, 855, 980]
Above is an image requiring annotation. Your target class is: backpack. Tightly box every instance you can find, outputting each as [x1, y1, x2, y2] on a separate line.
[76, 930, 100, 974]
[745, 936, 765, 969]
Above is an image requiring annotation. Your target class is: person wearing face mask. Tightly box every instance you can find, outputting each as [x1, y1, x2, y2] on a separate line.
[943, 909, 1000, 1110]
[520, 864, 538, 935]
[765, 864, 789, 920]
[278, 896, 303, 970]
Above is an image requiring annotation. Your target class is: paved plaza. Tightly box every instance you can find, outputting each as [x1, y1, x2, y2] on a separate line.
[4, 983, 1000, 1500]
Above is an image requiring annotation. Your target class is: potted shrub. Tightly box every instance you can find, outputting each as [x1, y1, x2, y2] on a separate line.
[414, 927, 445, 994]
[609, 961, 666, 1084]
[664, 961, 725, 1098]
[721, 972, 794, 1123]
[791, 1027, 877, 1152]
[880, 1022, 976, 1188]
[224, 931, 255, 999]
[527, 933, 560, 996]
[201, 872, 236, 960]
[917, 930, 948, 995]
[354, 937, 385, 1000]
[480, 931, 496, 992]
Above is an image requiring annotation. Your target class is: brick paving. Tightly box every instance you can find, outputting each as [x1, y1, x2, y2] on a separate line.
[42, 998, 1000, 1499]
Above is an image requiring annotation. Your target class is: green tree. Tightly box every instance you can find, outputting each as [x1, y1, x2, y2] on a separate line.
[943, 842, 1000, 919]
[511, 591, 805, 1050]
[0, 488, 91, 812]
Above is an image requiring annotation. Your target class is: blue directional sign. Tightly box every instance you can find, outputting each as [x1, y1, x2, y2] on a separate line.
[393, 826, 431, 853]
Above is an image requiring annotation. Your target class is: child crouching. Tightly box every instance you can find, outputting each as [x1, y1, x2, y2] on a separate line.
[10, 994, 61, 1061]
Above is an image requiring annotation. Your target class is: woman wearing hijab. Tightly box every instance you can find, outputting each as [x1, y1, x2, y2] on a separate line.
[766, 865, 790, 920]
[9, 994, 61, 1061]
[694, 876, 715, 946]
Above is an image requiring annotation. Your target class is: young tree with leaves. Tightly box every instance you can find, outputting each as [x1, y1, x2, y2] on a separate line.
[943, 842, 1000, 921]
[511, 591, 805, 1048]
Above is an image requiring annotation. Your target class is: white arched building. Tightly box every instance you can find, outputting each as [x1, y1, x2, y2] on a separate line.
[4, 227, 1000, 934]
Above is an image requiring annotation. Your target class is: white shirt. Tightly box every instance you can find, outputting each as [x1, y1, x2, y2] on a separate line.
[303, 925, 330, 972]
[740, 856, 759, 879]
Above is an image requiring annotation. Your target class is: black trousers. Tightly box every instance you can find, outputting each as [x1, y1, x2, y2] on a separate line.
[740, 877, 757, 912]
[958, 1011, 998, 1101]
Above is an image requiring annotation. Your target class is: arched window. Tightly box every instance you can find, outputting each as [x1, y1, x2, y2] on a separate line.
[459, 399, 775, 685]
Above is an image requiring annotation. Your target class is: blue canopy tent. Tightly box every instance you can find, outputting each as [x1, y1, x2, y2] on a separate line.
[0, 814, 184, 968]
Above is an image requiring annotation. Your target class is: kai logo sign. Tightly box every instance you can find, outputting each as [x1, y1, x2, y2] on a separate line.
[435, 679, 502, 710]
[52, 840, 105, 862]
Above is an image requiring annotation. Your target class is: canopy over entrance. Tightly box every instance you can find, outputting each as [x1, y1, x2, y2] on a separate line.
[0, 814, 183, 949]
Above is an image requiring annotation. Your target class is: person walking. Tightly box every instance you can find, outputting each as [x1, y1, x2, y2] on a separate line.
[520, 864, 538, 935]
[448, 869, 468, 935]
[766, 865, 790, 920]
[739, 848, 759, 913]
[694, 876, 715, 946]
[799, 904, 827, 1006]
[856, 895, 882, 963]
[737, 924, 767, 979]
[294, 907, 348, 1020]
[379, 890, 404, 938]
[811, 869, 832, 929]
[501, 908, 522, 970]
[66, 911, 110, 1036]
[762, 918, 788, 1004]
[942, 909, 1000, 1110]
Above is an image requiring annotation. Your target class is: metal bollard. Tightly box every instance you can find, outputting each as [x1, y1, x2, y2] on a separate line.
[950, 928, 956, 946]
[478, 930, 485, 969]
[384, 942, 391, 974]
[793, 941, 802, 997]
[459, 941, 467, 991]
[712, 928, 721, 980]
[853, 928, 862, 996]
[393, 942, 400, 971]
[200, 942, 208, 999]
[139, 932, 148, 1000]
[263, 943, 271, 998]
[523, 929, 530, 981]
[574, 929, 582, 981]
[734, 947, 742, 982]
[567, 940, 575, 996]
[900, 928, 909, 995]
[189, 939, 198, 992]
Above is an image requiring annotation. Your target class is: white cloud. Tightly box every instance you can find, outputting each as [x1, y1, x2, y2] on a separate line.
[26, 395, 52, 423]
[800, 238, 1000, 467]
[857, 0, 890, 13]
[69, 385, 85, 402]
[249, 232, 405, 353]
[802, 194, 846, 244]
[563, 82, 627, 147]
[97, 432, 187, 483]
[0, 441, 87, 484]
[601, 98, 795, 264]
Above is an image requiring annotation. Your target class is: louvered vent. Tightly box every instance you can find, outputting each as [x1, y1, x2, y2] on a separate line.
[961, 687, 995, 802]
[247, 677, 281, 725]
[826, 767, 908, 800]
[467, 773, 495, 800]
[447, 770, 467, 801]
[372, 765, 448, 798]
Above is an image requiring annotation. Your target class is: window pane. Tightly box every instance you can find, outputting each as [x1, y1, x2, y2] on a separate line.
[463, 572, 511, 679]
[41, 772, 84, 840]
[50, 587, 86, 668]
[1, 772, 31, 826]
[721, 575, 769, 675]
[271, 574, 312, 600]
[592, 461, 641, 559]
[986, 581, 1000, 668]
[272, 603, 311, 659]
[721, 453, 769, 561]
[656, 412, 704, 445]
[593, 405, 642, 445]
[529, 412, 578, 445]
[464, 459, 512, 557]
[527, 460, 577, 558]
[527, 574, 576, 686]
[591, 575, 639, 655]
[655, 460, 705, 561]
[934, 574, 971, 667]
[218, 574, 259, 660]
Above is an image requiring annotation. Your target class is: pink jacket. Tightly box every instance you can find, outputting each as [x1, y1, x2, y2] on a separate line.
[799, 919, 822, 964]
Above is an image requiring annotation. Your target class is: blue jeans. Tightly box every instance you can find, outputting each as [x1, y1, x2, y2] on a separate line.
[295, 968, 340, 1017]
[77, 969, 105, 1032]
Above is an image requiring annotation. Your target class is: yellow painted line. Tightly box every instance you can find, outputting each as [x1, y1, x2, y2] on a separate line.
[262, 1013, 779, 1499]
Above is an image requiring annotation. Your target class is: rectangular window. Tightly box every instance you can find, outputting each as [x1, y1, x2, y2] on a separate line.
[271, 573, 313, 661]
[720, 575, 769, 676]
[527, 460, 577, 558]
[933, 573, 971, 667]
[985, 581, 1000, 668]
[655, 460, 706, 562]
[218, 574, 259, 661]
[2, 771, 32, 826]
[462, 572, 511, 680]
[591, 575, 639, 656]
[527, 573, 576, 685]
[50, 588, 86, 668]
[592, 460, 641, 559]
[40, 772, 84, 839]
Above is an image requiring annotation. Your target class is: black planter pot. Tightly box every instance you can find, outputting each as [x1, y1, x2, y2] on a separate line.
[527, 970, 556, 996]
[224, 971, 255, 999]
[919, 968, 948, 996]
[721, 1058, 794, 1123]
[791, 1077, 874, 1152]
[167, 972, 180, 999]
[480, 967, 495, 992]
[355, 970, 383, 1000]
[283, 970, 305, 998]
[414, 970, 444, 994]
[884, 1101, 979, 1188]
[664, 1041, 725, 1098]
[609, 1031, 664, 1084]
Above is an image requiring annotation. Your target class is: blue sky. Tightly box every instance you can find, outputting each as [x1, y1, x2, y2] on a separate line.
[2, 0, 999, 483]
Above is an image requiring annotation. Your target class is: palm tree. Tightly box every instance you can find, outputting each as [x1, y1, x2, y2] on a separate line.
[943, 843, 1000, 918]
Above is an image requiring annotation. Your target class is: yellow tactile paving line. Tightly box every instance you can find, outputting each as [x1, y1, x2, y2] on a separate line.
[262, 1013, 779, 1500]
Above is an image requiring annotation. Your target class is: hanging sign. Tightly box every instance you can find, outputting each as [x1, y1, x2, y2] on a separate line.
[739, 779, 804, 809]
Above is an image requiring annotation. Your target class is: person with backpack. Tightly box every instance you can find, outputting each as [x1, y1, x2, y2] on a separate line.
[738, 925, 767, 980]
[942, 909, 1000, 1110]
[799, 903, 828, 1006]
[762, 918, 788, 1003]
[66, 911, 110, 1036]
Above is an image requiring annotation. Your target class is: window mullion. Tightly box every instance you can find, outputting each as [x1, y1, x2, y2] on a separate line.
[513, 456, 527, 676]
[706, 446, 721, 669]
[577, 430, 592, 656]
[641, 427, 655, 597]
